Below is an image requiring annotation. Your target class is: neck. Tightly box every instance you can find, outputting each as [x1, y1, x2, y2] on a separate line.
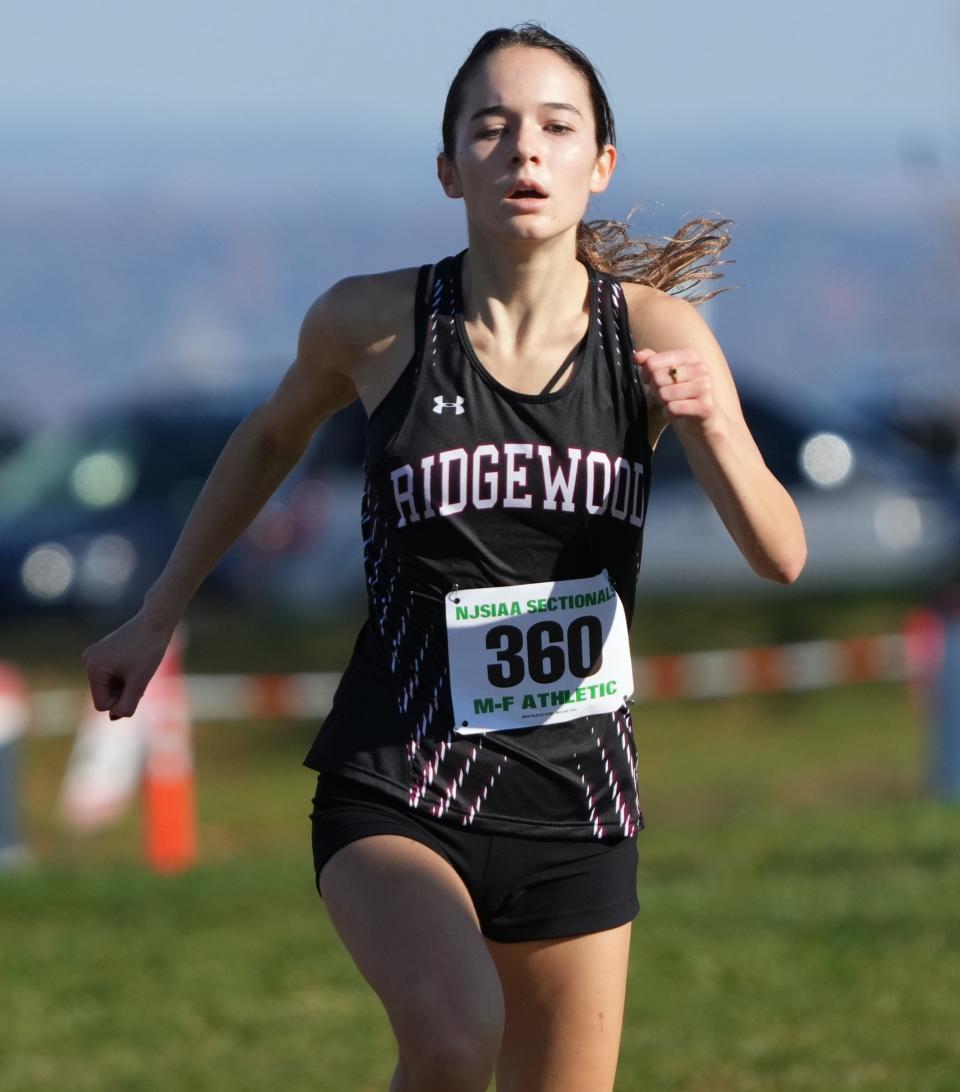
[460, 228, 589, 348]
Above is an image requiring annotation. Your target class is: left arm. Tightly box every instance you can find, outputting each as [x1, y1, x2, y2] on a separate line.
[627, 288, 807, 583]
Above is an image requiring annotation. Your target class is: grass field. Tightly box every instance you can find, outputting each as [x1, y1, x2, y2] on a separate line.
[3, 597, 959, 1090]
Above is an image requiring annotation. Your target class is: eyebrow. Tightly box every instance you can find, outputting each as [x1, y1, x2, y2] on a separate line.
[467, 101, 583, 123]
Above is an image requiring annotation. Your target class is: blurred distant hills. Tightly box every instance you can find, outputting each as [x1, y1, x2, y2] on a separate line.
[2, 122, 957, 425]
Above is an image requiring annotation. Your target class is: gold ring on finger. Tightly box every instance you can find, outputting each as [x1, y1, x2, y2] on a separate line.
[668, 366, 680, 383]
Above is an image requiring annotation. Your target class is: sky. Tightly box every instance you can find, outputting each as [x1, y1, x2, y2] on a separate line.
[1, 0, 958, 421]
[2, 0, 958, 170]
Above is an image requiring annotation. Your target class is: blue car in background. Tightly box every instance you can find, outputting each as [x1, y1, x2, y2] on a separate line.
[2, 368, 957, 622]
[0, 384, 259, 619]
[837, 358, 960, 476]
[0, 422, 29, 466]
[0, 379, 372, 620]
[232, 370, 960, 610]
[0, 389, 36, 468]
[639, 371, 960, 596]
[223, 396, 368, 616]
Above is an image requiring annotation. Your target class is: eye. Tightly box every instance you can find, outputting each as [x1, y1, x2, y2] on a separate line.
[545, 123, 573, 134]
[476, 127, 505, 140]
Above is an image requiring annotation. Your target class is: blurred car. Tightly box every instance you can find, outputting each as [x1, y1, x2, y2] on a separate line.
[0, 381, 369, 618]
[225, 398, 368, 616]
[639, 371, 960, 597]
[5, 367, 954, 622]
[0, 383, 261, 619]
[0, 423, 30, 469]
[837, 362, 960, 475]
[235, 370, 960, 612]
[0, 392, 37, 468]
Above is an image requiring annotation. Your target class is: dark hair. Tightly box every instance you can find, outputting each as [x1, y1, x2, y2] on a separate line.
[441, 23, 733, 305]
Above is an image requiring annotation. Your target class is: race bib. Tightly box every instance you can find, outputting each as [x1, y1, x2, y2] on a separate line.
[446, 570, 633, 735]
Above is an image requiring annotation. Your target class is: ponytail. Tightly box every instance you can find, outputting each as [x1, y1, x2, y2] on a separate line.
[576, 213, 735, 305]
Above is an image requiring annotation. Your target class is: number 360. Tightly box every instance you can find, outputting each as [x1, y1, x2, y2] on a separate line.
[485, 617, 603, 688]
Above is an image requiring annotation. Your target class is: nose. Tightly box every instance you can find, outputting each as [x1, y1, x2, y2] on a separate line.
[510, 147, 540, 166]
[508, 122, 542, 165]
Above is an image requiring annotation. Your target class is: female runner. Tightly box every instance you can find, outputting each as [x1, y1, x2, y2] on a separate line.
[82, 23, 806, 1092]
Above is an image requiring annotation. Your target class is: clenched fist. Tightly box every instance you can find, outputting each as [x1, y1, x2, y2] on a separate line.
[80, 612, 174, 720]
[634, 347, 720, 436]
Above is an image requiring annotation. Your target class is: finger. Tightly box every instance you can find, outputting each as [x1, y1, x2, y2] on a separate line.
[640, 348, 700, 367]
[634, 350, 666, 380]
[663, 398, 714, 419]
[636, 371, 663, 408]
[645, 380, 709, 413]
[635, 358, 664, 395]
[109, 677, 146, 720]
[638, 359, 708, 389]
[635, 363, 656, 388]
[644, 361, 703, 387]
[658, 377, 711, 399]
[88, 669, 124, 712]
[633, 349, 657, 372]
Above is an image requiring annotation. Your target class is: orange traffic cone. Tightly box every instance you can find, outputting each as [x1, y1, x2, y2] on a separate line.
[142, 624, 197, 873]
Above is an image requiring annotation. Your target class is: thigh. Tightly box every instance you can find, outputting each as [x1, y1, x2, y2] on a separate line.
[484, 922, 633, 1092]
[319, 834, 505, 1059]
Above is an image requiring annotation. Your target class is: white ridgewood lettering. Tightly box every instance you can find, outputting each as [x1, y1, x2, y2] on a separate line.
[391, 465, 419, 528]
[437, 447, 468, 516]
[503, 443, 534, 509]
[472, 444, 499, 509]
[389, 445, 645, 527]
[610, 456, 631, 520]
[421, 453, 436, 518]
[585, 451, 612, 514]
[629, 461, 647, 528]
[539, 445, 581, 512]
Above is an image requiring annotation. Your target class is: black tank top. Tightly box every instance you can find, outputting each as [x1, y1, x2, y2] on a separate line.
[303, 250, 652, 841]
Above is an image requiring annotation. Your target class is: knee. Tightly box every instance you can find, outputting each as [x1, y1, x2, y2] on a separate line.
[394, 984, 504, 1090]
[398, 1028, 501, 1092]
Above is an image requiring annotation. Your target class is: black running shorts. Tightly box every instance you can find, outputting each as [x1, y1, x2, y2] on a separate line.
[308, 771, 640, 943]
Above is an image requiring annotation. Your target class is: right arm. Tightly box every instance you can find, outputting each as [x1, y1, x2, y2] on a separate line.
[140, 287, 360, 635]
[80, 272, 414, 719]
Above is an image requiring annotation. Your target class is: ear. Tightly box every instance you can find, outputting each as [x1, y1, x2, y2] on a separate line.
[589, 144, 617, 195]
[437, 152, 463, 199]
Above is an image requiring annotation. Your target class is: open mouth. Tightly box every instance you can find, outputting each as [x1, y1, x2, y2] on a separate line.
[507, 182, 548, 199]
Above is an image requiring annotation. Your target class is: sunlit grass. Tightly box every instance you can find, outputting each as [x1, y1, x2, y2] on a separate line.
[5, 670, 959, 1090]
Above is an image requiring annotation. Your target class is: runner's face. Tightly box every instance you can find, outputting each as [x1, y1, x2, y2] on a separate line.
[439, 45, 616, 244]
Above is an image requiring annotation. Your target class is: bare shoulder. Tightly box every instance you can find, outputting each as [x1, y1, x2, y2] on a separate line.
[298, 265, 422, 377]
[256, 265, 424, 455]
[620, 281, 714, 351]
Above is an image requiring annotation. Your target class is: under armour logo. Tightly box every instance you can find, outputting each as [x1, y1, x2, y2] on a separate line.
[433, 395, 465, 415]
